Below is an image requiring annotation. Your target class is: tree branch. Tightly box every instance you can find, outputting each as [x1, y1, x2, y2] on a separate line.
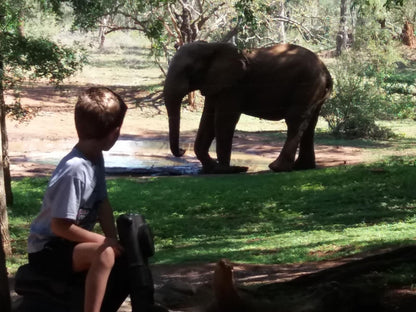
[272, 15, 315, 40]
[168, 5, 184, 46]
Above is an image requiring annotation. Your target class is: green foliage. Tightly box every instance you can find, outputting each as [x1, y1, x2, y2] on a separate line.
[234, 0, 261, 49]
[353, 23, 401, 73]
[234, 0, 260, 30]
[375, 71, 416, 120]
[22, 1, 70, 38]
[0, 1, 21, 32]
[384, 0, 405, 8]
[321, 17, 415, 139]
[7, 158, 416, 270]
[1, 0, 86, 121]
[322, 53, 395, 139]
[2, 34, 85, 83]
[233, 0, 285, 49]
[60, 0, 339, 63]
[69, 0, 105, 30]
[352, 18, 415, 120]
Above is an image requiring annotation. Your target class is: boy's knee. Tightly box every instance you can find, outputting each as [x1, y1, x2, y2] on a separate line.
[96, 246, 116, 269]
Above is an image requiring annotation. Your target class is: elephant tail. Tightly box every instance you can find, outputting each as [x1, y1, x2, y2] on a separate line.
[322, 65, 333, 102]
[304, 64, 333, 123]
[310, 64, 333, 115]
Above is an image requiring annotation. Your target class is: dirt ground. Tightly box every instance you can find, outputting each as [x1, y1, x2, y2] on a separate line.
[6, 84, 367, 178]
[6, 85, 413, 311]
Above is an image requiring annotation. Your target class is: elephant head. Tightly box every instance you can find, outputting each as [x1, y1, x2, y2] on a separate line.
[163, 42, 246, 158]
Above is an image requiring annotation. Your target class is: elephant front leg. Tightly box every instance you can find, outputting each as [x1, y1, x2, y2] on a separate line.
[194, 104, 217, 172]
[269, 119, 303, 172]
[195, 97, 247, 174]
[214, 111, 248, 174]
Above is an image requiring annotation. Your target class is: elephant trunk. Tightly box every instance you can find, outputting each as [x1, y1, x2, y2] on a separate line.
[168, 107, 184, 157]
[164, 81, 187, 157]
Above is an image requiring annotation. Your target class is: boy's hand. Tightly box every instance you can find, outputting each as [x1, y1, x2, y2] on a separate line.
[104, 237, 124, 257]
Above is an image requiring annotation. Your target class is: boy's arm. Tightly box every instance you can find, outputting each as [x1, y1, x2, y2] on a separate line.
[98, 197, 118, 240]
[97, 197, 124, 256]
[51, 218, 106, 244]
[52, 217, 123, 257]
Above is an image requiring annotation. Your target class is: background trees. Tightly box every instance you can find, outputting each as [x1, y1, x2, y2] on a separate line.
[319, 0, 415, 138]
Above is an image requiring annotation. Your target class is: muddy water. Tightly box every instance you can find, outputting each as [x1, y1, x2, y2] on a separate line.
[25, 138, 273, 176]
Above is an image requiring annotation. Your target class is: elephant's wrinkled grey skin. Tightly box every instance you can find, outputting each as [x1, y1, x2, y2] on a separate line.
[163, 41, 333, 174]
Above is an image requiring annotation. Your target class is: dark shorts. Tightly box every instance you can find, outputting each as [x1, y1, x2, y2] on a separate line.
[28, 238, 77, 280]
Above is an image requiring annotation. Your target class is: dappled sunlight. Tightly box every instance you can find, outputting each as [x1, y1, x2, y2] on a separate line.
[106, 165, 416, 266]
[154, 220, 416, 265]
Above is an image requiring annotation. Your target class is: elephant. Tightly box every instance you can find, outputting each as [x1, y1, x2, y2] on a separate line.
[163, 41, 333, 174]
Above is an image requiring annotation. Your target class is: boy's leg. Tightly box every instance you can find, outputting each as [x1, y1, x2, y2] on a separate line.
[101, 255, 130, 312]
[73, 242, 116, 312]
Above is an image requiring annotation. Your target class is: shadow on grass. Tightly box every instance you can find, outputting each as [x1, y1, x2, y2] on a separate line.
[153, 234, 416, 265]
[104, 163, 416, 263]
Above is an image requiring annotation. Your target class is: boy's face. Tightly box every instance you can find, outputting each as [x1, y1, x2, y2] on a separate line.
[102, 127, 121, 151]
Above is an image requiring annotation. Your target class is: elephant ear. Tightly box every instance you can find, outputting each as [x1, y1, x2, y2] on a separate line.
[200, 44, 247, 96]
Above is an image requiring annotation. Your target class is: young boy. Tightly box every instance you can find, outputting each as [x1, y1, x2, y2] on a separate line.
[27, 87, 128, 312]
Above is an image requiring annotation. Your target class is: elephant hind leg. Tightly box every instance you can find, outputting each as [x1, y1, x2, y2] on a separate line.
[271, 85, 325, 172]
[294, 113, 319, 170]
[269, 119, 302, 172]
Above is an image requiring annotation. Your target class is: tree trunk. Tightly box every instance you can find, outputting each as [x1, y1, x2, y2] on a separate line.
[278, 1, 286, 43]
[188, 91, 196, 110]
[336, 0, 348, 56]
[98, 16, 109, 50]
[18, 8, 25, 37]
[0, 154, 11, 258]
[0, 59, 12, 257]
[99, 27, 106, 50]
[1, 97, 12, 207]
[0, 4, 13, 208]
[0, 78, 11, 312]
[0, 227, 11, 312]
[402, 21, 416, 48]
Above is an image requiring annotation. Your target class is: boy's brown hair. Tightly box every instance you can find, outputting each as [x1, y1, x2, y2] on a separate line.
[75, 87, 127, 140]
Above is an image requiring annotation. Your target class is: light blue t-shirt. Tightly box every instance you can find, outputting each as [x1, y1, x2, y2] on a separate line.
[28, 147, 107, 253]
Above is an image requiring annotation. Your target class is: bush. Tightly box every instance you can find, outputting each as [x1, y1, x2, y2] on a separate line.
[331, 116, 395, 139]
[321, 48, 415, 139]
[321, 21, 416, 139]
[321, 52, 393, 139]
[352, 23, 415, 120]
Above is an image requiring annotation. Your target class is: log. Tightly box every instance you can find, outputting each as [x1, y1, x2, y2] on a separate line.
[208, 246, 416, 312]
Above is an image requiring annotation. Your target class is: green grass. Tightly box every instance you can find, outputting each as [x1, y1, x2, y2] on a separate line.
[7, 157, 416, 273]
